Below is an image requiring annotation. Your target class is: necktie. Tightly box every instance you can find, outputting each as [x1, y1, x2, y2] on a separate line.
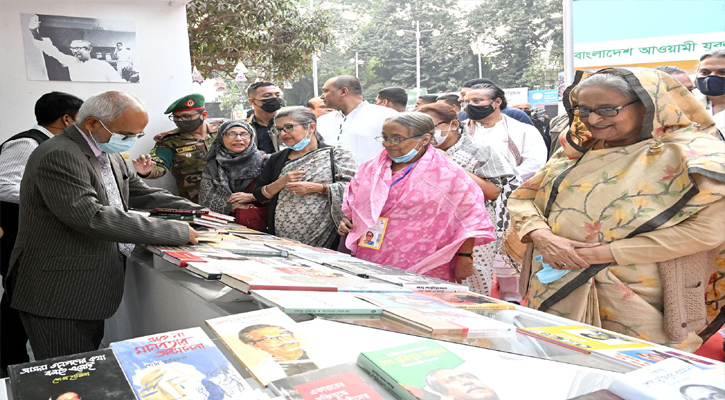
[97, 153, 134, 257]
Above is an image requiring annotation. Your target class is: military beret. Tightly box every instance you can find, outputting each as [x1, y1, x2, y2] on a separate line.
[164, 93, 205, 114]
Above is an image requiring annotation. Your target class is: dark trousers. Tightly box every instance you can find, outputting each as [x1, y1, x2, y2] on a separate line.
[18, 311, 104, 361]
[0, 291, 29, 376]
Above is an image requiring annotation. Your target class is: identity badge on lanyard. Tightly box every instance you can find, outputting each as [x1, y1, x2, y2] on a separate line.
[358, 217, 388, 250]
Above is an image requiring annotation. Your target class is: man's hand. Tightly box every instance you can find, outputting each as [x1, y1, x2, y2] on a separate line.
[188, 226, 199, 245]
[338, 217, 353, 235]
[132, 154, 156, 176]
[453, 255, 475, 284]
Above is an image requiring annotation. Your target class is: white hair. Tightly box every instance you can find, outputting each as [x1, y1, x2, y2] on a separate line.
[575, 73, 637, 101]
[76, 91, 145, 124]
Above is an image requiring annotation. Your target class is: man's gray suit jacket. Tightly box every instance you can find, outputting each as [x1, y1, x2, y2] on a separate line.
[8, 125, 199, 320]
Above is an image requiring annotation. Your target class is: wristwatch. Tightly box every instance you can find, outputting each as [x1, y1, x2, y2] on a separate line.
[455, 252, 473, 258]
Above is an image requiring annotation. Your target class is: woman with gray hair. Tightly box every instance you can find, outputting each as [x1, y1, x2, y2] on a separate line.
[339, 112, 495, 283]
[252, 107, 358, 248]
[199, 120, 266, 215]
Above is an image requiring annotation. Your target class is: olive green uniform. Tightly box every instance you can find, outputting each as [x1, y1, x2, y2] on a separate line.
[146, 123, 218, 203]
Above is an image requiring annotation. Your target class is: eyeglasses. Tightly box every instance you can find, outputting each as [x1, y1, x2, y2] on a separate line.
[461, 98, 492, 107]
[69, 46, 90, 51]
[570, 100, 640, 118]
[98, 119, 145, 141]
[375, 134, 427, 146]
[168, 111, 203, 122]
[223, 131, 251, 140]
[249, 333, 295, 345]
[271, 123, 305, 136]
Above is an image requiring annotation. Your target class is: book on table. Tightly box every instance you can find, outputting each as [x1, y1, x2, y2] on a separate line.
[353, 292, 457, 309]
[251, 290, 384, 315]
[323, 260, 469, 292]
[8, 348, 136, 400]
[381, 307, 515, 338]
[269, 362, 396, 400]
[206, 307, 334, 387]
[607, 358, 725, 400]
[207, 238, 290, 257]
[110, 326, 254, 400]
[214, 260, 340, 294]
[594, 347, 719, 370]
[153, 207, 209, 215]
[416, 292, 515, 311]
[357, 339, 619, 400]
[517, 325, 653, 353]
[160, 249, 244, 267]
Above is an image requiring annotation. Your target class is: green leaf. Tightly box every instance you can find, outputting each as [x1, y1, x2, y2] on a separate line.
[610, 202, 622, 209]
[651, 195, 665, 205]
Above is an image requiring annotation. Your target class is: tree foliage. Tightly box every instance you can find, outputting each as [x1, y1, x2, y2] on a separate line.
[468, 0, 563, 88]
[281, 0, 563, 105]
[187, 0, 335, 81]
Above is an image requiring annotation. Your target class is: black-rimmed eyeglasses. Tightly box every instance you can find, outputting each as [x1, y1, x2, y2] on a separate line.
[570, 100, 640, 118]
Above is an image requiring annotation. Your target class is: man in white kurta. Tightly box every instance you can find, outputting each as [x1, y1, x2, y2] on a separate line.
[318, 75, 397, 163]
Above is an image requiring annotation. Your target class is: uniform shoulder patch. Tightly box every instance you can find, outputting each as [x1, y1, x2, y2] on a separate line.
[153, 129, 181, 143]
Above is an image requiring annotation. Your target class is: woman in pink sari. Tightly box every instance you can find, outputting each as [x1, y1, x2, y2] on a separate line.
[339, 112, 495, 283]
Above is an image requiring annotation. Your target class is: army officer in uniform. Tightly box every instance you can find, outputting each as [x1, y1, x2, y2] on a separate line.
[133, 94, 218, 203]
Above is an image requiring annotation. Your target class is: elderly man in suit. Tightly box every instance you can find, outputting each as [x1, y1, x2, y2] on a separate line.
[5, 91, 201, 360]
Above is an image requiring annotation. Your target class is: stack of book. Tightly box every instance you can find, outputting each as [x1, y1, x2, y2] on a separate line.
[150, 208, 235, 229]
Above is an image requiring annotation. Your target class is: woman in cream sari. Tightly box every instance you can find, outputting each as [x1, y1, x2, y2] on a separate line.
[253, 107, 358, 248]
[508, 67, 725, 351]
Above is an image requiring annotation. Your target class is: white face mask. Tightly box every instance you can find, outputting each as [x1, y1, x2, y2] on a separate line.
[433, 121, 454, 147]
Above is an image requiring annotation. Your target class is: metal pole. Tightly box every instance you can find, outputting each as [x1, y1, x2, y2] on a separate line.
[416, 20, 421, 99]
[310, 0, 319, 97]
[355, 52, 359, 79]
[478, 54, 482, 79]
[563, 0, 574, 86]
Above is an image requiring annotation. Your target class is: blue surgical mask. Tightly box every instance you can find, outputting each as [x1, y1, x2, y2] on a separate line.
[533, 255, 570, 283]
[388, 139, 421, 163]
[289, 128, 313, 151]
[80, 121, 140, 153]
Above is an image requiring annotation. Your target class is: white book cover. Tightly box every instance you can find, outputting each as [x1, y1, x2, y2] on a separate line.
[251, 290, 384, 314]
[608, 358, 725, 400]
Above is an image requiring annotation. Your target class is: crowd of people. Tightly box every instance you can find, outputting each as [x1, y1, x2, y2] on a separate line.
[0, 48, 723, 370]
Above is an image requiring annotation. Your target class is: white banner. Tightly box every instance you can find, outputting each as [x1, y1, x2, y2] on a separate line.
[503, 87, 528, 105]
[574, 32, 724, 68]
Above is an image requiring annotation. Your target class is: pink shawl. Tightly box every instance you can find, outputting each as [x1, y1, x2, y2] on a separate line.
[342, 144, 495, 281]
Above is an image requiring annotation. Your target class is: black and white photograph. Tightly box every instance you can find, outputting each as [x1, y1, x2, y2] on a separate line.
[21, 13, 140, 83]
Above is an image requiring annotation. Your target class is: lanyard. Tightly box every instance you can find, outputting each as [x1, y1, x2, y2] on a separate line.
[389, 162, 416, 188]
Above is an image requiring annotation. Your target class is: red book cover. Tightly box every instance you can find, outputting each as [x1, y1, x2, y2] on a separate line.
[292, 371, 387, 400]
[161, 251, 208, 267]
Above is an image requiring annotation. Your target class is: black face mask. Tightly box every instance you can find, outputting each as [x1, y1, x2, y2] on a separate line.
[524, 110, 532, 117]
[175, 118, 204, 134]
[257, 97, 285, 113]
[696, 76, 725, 97]
[465, 104, 496, 121]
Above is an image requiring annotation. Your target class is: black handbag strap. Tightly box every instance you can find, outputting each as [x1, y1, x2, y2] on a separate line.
[538, 264, 608, 312]
[329, 148, 336, 183]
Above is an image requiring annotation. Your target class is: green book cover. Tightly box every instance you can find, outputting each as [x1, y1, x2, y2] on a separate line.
[357, 340, 464, 400]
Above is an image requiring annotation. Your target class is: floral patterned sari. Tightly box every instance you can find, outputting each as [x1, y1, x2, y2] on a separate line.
[508, 67, 725, 351]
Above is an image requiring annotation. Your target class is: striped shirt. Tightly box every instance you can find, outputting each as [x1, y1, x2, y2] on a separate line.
[0, 125, 53, 204]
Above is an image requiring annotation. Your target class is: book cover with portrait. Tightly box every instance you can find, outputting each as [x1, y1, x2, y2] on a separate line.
[206, 308, 333, 386]
[8, 348, 135, 400]
[110, 327, 252, 400]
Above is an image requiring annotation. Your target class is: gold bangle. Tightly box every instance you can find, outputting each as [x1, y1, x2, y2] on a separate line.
[262, 185, 271, 199]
